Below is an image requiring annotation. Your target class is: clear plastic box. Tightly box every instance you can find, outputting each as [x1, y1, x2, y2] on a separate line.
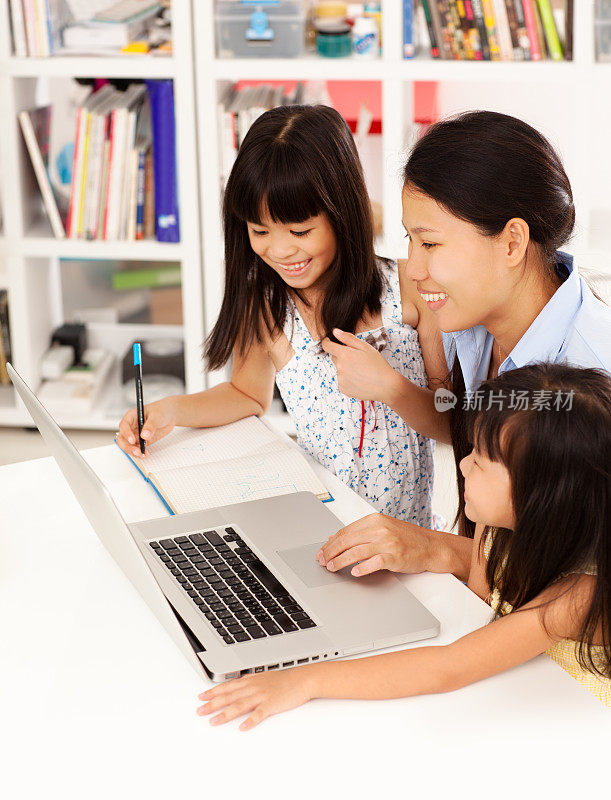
[595, 21, 611, 61]
[216, 1, 306, 58]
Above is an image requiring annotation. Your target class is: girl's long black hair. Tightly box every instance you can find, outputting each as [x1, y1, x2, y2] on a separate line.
[403, 110, 576, 536]
[471, 363, 611, 678]
[205, 104, 382, 370]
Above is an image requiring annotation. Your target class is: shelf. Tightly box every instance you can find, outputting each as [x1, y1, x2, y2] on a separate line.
[212, 55, 579, 83]
[14, 236, 185, 262]
[3, 55, 176, 79]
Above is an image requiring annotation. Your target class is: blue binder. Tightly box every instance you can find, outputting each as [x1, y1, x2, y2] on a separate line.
[145, 79, 180, 243]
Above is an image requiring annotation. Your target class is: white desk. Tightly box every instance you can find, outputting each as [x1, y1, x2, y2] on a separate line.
[0, 445, 608, 799]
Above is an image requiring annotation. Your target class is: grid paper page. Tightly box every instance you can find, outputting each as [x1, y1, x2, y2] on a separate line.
[140, 416, 282, 475]
[154, 448, 329, 514]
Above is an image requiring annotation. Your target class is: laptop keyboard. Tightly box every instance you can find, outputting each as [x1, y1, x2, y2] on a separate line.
[149, 528, 317, 645]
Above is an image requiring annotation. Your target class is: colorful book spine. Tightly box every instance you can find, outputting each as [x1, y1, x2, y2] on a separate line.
[463, 1, 483, 60]
[536, 0, 563, 60]
[145, 80, 180, 243]
[403, 0, 414, 58]
[513, 0, 531, 59]
[521, 0, 541, 60]
[481, 0, 502, 59]
[470, 0, 491, 59]
[504, 0, 523, 58]
[447, 0, 466, 59]
[421, 0, 440, 58]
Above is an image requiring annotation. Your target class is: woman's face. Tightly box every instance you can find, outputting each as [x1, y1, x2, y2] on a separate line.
[402, 184, 518, 332]
[460, 447, 515, 529]
[247, 211, 337, 292]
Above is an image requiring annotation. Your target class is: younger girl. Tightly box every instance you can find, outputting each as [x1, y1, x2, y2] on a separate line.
[117, 105, 444, 527]
[197, 363, 611, 726]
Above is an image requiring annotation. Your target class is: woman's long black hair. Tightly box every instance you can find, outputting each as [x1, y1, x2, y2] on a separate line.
[205, 104, 382, 370]
[403, 110, 576, 536]
[469, 363, 611, 678]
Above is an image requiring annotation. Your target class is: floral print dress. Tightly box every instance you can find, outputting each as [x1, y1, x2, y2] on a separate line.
[274, 259, 435, 527]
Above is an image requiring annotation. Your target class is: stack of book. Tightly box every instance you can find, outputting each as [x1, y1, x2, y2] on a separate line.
[8, 0, 73, 57]
[19, 80, 180, 242]
[405, 1, 573, 61]
[217, 83, 306, 187]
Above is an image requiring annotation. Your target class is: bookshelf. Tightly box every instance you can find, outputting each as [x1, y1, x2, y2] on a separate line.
[0, 0, 204, 430]
[0, 1, 609, 435]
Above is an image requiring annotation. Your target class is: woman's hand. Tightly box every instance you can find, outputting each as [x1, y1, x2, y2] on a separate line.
[197, 666, 316, 731]
[321, 328, 400, 403]
[116, 396, 180, 458]
[317, 513, 433, 576]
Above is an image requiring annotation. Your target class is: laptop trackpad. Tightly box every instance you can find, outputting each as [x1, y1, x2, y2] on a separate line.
[277, 542, 354, 589]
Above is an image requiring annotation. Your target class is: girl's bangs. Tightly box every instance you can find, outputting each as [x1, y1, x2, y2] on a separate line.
[229, 147, 327, 225]
[470, 405, 522, 466]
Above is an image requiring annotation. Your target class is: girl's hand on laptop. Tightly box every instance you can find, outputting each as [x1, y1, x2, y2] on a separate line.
[116, 397, 179, 458]
[197, 666, 316, 731]
[321, 329, 397, 403]
[316, 513, 432, 576]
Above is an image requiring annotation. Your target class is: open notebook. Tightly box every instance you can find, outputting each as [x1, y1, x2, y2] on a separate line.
[119, 416, 333, 515]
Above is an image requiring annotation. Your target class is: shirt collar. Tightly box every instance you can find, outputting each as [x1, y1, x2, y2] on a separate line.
[503, 251, 580, 372]
[446, 251, 581, 394]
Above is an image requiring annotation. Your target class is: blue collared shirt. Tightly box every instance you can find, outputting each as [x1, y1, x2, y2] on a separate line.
[442, 252, 611, 394]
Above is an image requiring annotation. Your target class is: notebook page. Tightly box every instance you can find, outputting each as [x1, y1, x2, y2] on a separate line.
[152, 448, 330, 514]
[140, 416, 283, 475]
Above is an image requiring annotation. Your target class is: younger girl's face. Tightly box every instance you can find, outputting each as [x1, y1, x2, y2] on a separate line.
[247, 211, 337, 292]
[401, 184, 517, 333]
[459, 448, 515, 530]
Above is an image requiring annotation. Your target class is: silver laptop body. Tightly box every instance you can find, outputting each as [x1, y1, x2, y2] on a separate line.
[8, 363, 440, 681]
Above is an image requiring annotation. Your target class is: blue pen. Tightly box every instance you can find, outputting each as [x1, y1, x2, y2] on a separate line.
[133, 343, 145, 455]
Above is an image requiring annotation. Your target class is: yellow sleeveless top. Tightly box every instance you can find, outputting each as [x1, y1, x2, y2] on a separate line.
[483, 532, 610, 708]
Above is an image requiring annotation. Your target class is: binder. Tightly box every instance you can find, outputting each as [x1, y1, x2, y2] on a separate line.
[145, 79, 180, 243]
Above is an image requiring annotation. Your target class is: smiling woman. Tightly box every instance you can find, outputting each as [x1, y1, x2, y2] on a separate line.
[316, 110, 611, 582]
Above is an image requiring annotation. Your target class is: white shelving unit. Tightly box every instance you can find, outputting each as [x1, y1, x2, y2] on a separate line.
[0, 0, 204, 430]
[194, 2, 610, 394]
[1, 1, 609, 433]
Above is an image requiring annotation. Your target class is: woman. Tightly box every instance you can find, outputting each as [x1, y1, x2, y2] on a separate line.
[317, 110, 611, 582]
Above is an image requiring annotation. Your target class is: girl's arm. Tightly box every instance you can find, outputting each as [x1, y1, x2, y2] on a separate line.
[197, 566, 596, 731]
[170, 335, 277, 428]
[117, 334, 276, 455]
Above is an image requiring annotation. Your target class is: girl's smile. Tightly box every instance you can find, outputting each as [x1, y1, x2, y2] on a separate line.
[247, 211, 337, 293]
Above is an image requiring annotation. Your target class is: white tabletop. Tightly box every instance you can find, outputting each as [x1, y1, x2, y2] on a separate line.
[0, 444, 608, 798]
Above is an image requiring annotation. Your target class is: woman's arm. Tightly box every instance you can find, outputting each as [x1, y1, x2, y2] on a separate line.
[197, 572, 595, 730]
[398, 259, 449, 391]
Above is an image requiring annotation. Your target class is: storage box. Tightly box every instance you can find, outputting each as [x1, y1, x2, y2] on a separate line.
[216, 1, 306, 58]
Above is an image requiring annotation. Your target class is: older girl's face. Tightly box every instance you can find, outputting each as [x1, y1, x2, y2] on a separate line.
[459, 447, 515, 530]
[247, 211, 337, 292]
[402, 184, 518, 333]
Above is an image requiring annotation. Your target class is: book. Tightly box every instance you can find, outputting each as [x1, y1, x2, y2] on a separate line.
[93, 0, 160, 24]
[492, 0, 513, 59]
[564, 0, 573, 60]
[145, 79, 179, 243]
[470, 0, 491, 59]
[504, 0, 524, 58]
[521, 0, 542, 59]
[112, 264, 180, 290]
[420, 0, 440, 58]
[403, 0, 415, 58]
[18, 106, 66, 239]
[536, 0, 563, 59]
[513, 0, 532, 59]
[119, 416, 333, 516]
[0, 290, 10, 387]
[9, 0, 28, 56]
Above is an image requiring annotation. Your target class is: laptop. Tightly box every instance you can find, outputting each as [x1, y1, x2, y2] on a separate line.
[8, 363, 440, 682]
